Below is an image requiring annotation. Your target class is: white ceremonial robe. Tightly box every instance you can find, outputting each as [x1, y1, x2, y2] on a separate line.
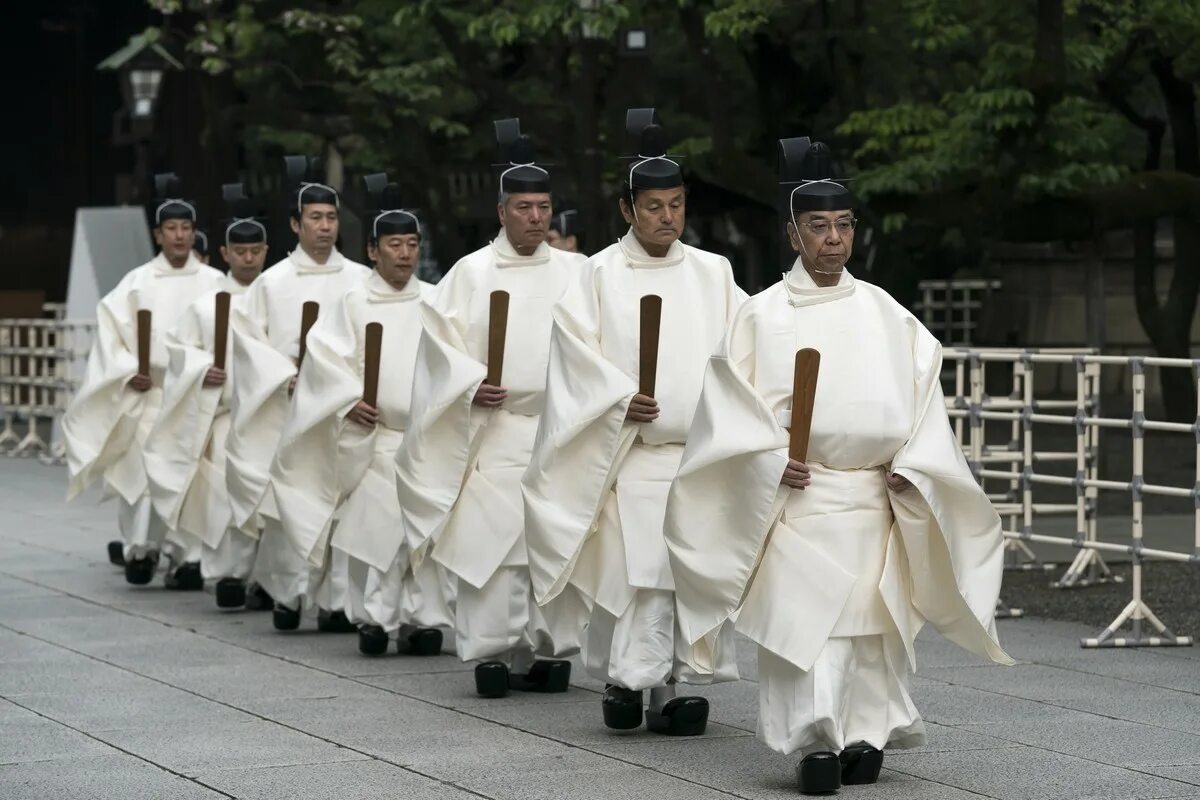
[64, 253, 225, 562]
[143, 276, 255, 581]
[270, 271, 453, 634]
[522, 231, 745, 691]
[664, 264, 1014, 757]
[226, 246, 371, 612]
[394, 234, 588, 663]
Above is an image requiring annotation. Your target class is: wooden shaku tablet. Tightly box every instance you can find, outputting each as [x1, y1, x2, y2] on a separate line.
[639, 294, 663, 398]
[363, 322, 383, 408]
[136, 309, 151, 377]
[297, 301, 320, 368]
[486, 290, 510, 387]
[213, 292, 231, 370]
[789, 348, 821, 462]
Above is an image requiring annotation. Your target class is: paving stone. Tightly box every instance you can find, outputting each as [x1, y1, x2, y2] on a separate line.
[471, 697, 752, 746]
[0, 715, 115, 763]
[97, 719, 369, 774]
[886, 745, 1200, 800]
[0, 754, 223, 800]
[959, 709, 1200, 768]
[5, 457, 1200, 799]
[195, 759, 481, 800]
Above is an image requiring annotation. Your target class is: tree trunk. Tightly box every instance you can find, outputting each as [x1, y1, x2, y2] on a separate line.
[1149, 54, 1200, 420]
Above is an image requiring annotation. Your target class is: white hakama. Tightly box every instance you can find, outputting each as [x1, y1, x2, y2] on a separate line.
[666, 265, 1012, 757]
[143, 277, 257, 584]
[270, 271, 453, 635]
[64, 253, 224, 565]
[395, 235, 588, 665]
[225, 246, 370, 613]
[523, 232, 745, 691]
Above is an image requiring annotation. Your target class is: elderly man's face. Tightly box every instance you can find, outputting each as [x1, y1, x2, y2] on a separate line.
[499, 193, 551, 252]
[789, 210, 855, 272]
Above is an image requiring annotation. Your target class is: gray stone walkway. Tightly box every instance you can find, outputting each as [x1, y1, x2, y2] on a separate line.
[2, 458, 1199, 800]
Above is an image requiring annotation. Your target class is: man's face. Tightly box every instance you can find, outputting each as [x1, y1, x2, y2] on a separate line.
[788, 210, 855, 272]
[370, 233, 420, 290]
[290, 203, 339, 254]
[498, 193, 551, 250]
[546, 229, 578, 252]
[154, 219, 195, 263]
[220, 242, 268, 285]
[621, 188, 685, 248]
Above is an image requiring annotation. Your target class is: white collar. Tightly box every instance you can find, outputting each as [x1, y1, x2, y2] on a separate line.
[366, 270, 421, 303]
[491, 231, 551, 267]
[619, 230, 685, 268]
[782, 258, 857, 307]
[290, 245, 345, 274]
[152, 252, 201, 276]
[220, 274, 252, 295]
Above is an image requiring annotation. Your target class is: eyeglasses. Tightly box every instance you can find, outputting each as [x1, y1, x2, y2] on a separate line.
[798, 218, 857, 237]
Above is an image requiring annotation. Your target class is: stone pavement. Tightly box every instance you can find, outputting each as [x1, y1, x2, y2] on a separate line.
[2, 458, 1199, 800]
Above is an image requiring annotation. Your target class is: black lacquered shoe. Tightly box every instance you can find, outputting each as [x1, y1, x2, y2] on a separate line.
[602, 685, 644, 730]
[316, 609, 356, 633]
[244, 583, 274, 611]
[215, 578, 246, 608]
[797, 751, 841, 795]
[165, 562, 203, 591]
[272, 605, 301, 631]
[474, 661, 510, 698]
[399, 627, 443, 656]
[358, 624, 389, 656]
[107, 541, 125, 566]
[839, 742, 883, 785]
[123, 554, 158, 585]
[645, 696, 709, 736]
[509, 659, 571, 693]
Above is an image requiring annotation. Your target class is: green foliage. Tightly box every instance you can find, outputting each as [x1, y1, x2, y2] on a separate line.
[148, 0, 1200, 283]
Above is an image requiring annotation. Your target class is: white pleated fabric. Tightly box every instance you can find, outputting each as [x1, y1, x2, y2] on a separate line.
[117, 493, 170, 560]
[665, 262, 1012, 759]
[345, 546, 455, 633]
[394, 235, 589, 664]
[757, 634, 925, 757]
[251, 518, 350, 612]
[454, 565, 589, 664]
[201, 526, 258, 581]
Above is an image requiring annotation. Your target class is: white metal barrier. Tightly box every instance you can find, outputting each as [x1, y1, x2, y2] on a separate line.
[945, 348, 1197, 648]
[0, 316, 95, 464]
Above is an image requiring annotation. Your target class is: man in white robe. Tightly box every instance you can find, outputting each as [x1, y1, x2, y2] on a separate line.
[272, 176, 452, 656]
[664, 138, 1012, 794]
[395, 120, 588, 697]
[143, 188, 272, 609]
[64, 175, 225, 587]
[226, 157, 370, 632]
[522, 110, 745, 736]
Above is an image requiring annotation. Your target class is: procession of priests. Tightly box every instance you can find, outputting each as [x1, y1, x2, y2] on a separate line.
[63, 109, 1009, 795]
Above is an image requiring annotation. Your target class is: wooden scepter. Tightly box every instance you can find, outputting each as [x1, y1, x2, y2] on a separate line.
[639, 295, 663, 397]
[297, 301, 319, 368]
[212, 292, 231, 370]
[789, 348, 821, 462]
[363, 322, 383, 408]
[136, 309, 152, 378]
[486, 290, 510, 387]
